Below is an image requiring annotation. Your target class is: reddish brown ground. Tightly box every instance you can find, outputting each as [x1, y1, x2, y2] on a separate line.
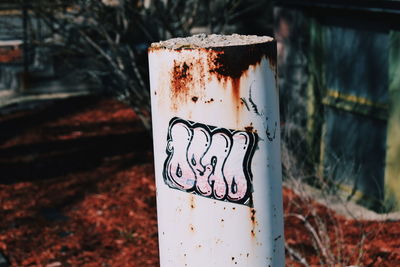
[284, 189, 400, 266]
[0, 97, 398, 266]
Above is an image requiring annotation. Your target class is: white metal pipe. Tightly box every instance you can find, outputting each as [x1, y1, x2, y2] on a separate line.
[148, 34, 284, 267]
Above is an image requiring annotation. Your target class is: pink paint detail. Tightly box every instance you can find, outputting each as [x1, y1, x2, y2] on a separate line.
[164, 118, 257, 205]
[224, 132, 251, 201]
[188, 128, 212, 196]
[165, 123, 196, 190]
[201, 132, 231, 199]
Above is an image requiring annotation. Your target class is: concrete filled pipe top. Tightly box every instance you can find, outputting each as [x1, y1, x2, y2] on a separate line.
[150, 34, 273, 49]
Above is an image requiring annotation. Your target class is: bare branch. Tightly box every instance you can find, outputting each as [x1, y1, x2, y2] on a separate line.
[285, 243, 310, 267]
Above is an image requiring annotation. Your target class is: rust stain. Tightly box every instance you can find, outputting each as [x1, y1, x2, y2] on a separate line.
[148, 46, 198, 53]
[251, 230, 256, 238]
[231, 77, 241, 122]
[250, 208, 256, 224]
[152, 40, 277, 117]
[244, 123, 257, 133]
[207, 41, 277, 86]
[206, 41, 277, 123]
[195, 57, 206, 90]
[147, 46, 159, 53]
[208, 42, 276, 79]
[250, 205, 258, 238]
[205, 98, 214, 104]
[189, 224, 195, 232]
[167, 51, 210, 111]
[189, 195, 196, 209]
[250, 194, 258, 238]
[170, 60, 193, 110]
[230, 77, 241, 101]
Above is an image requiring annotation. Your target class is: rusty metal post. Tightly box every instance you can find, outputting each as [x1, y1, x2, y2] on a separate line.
[148, 34, 284, 267]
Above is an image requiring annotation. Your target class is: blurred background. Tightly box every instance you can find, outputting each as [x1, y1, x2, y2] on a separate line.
[1, 0, 400, 266]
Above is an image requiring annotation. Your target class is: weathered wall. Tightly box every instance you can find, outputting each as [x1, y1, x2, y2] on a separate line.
[275, 3, 400, 211]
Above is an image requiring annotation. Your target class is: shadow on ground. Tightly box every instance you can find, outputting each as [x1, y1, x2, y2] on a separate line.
[0, 96, 152, 184]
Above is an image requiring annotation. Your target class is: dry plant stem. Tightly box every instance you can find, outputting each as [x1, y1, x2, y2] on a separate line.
[78, 29, 150, 127]
[285, 243, 310, 267]
[127, 47, 148, 96]
[355, 230, 366, 266]
[332, 215, 345, 264]
[311, 209, 336, 265]
[284, 174, 374, 266]
[28, 0, 268, 132]
[286, 213, 334, 266]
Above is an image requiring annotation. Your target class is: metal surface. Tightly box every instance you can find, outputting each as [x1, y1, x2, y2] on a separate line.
[148, 37, 284, 266]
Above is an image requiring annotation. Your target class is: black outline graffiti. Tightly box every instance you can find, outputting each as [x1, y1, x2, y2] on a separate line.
[163, 117, 258, 207]
[266, 121, 277, 142]
[248, 81, 262, 117]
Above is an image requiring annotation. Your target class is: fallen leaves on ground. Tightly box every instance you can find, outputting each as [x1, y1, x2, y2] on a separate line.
[0, 97, 398, 266]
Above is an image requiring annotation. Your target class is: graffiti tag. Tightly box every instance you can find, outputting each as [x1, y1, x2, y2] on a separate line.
[163, 117, 258, 206]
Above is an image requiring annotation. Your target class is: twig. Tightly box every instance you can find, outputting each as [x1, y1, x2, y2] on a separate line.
[285, 243, 310, 267]
[286, 213, 333, 265]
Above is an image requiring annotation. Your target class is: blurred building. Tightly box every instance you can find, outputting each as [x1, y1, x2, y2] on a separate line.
[275, 0, 400, 211]
[0, 2, 92, 103]
[0, 4, 23, 95]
